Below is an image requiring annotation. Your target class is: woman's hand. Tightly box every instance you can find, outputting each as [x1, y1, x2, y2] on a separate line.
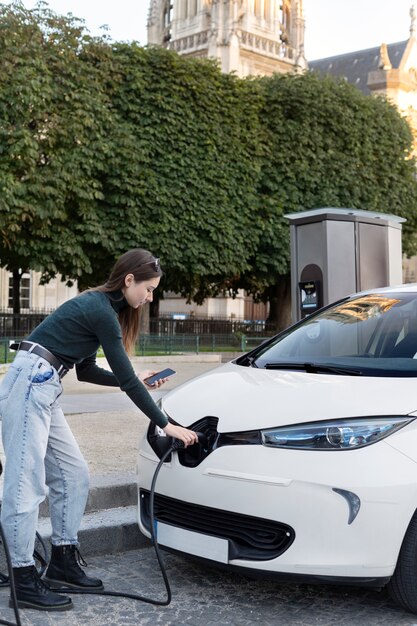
[163, 423, 199, 447]
[139, 370, 169, 389]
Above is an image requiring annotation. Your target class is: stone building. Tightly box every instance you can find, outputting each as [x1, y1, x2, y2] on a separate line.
[0, 269, 77, 312]
[147, 0, 306, 78]
[309, 6, 417, 151]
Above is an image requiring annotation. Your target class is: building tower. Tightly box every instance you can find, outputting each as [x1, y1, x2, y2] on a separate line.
[309, 5, 417, 154]
[147, 0, 306, 77]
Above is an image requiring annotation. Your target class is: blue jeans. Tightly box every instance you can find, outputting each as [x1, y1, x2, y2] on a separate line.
[0, 350, 89, 567]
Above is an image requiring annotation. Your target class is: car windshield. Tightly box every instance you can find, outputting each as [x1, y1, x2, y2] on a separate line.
[251, 292, 417, 377]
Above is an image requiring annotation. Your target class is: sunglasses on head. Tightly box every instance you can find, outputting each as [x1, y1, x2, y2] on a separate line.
[145, 257, 160, 272]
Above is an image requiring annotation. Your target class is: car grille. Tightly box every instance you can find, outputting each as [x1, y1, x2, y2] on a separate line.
[140, 490, 295, 561]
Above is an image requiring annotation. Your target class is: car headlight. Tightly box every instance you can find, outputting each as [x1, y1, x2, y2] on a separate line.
[261, 416, 413, 450]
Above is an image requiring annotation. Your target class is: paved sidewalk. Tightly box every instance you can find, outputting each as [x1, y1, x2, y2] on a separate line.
[1, 547, 417, 626]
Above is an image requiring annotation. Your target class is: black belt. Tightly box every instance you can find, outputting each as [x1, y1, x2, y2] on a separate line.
[10, 341, 69, 379]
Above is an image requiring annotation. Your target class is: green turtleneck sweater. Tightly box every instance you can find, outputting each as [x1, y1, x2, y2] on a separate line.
[27, 290, 169, 428]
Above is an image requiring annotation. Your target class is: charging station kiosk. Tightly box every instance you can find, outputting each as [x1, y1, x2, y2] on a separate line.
[286, 208, 405, 323]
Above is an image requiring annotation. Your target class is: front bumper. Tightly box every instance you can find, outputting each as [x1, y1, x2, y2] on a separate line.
[137, 435, 417, 581]
[140, 488, 295, 561]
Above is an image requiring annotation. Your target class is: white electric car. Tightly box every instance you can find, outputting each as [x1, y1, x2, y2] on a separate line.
[137, 284, 417, 613]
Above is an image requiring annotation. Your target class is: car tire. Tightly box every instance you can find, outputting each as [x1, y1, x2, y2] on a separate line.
[387, 509, 417, 613]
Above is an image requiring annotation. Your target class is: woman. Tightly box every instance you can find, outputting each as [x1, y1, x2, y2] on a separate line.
[0, 249, 198, 612]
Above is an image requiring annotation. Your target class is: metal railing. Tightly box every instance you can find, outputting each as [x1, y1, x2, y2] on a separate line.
[0, 334, 271, 364]
[0, 311, 276, 340]
[136, 333, 269, 355]
[150, 317, 275, 336]
[0, 311, 52, 338]
[0, 339, 11, 364]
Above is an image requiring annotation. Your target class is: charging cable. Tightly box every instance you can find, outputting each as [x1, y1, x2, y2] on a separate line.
[0, 521, 22, 626]
[1, 434, 198, 623]
[51, 441, 178, 605]
[53, 435, 203, 604]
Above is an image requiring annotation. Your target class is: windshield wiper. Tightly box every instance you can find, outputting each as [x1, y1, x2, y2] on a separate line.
[264, 362, 363, 376]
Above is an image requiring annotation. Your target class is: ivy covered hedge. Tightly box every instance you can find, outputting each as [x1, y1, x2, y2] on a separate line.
[1, 3, 417, 325]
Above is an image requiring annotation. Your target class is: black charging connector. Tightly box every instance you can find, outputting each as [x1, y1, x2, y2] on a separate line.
[170, 439, 185, 451]
[171, 432, 207, 451]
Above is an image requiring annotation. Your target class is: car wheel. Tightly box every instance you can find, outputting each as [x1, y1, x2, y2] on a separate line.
[387, 509, 417, 613]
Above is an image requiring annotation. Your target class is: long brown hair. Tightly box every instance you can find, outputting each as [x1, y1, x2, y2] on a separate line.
[93, 249, 162, 354]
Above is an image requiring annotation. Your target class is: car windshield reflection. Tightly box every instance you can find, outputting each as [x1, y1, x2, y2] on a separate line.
[251, 293, 417, 377]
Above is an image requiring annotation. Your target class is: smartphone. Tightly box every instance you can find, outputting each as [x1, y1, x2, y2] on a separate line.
[144, 368, 176, 386]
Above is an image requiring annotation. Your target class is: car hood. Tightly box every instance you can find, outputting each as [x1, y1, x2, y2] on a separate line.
[162, 361, 417, 432]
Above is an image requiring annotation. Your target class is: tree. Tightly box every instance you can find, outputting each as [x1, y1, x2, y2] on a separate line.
[0, 5, 265, 309]
[0, 3, 117, 311]
[83, 44, 264, 302]
[236, 72, 417, 330]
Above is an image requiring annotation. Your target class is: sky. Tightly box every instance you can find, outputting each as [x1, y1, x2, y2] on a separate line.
[3, 0, 417, 61]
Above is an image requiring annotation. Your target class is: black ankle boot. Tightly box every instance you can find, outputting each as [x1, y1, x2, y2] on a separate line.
[44, 545, 103, 590]
[10, 565, 73, 611]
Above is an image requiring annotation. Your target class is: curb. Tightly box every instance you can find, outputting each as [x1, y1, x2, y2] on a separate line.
[39, 472, 138, 518]
[131, 354, 222, 363]
[37, 506, 149, 557]
[37, 472, 149, 556]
